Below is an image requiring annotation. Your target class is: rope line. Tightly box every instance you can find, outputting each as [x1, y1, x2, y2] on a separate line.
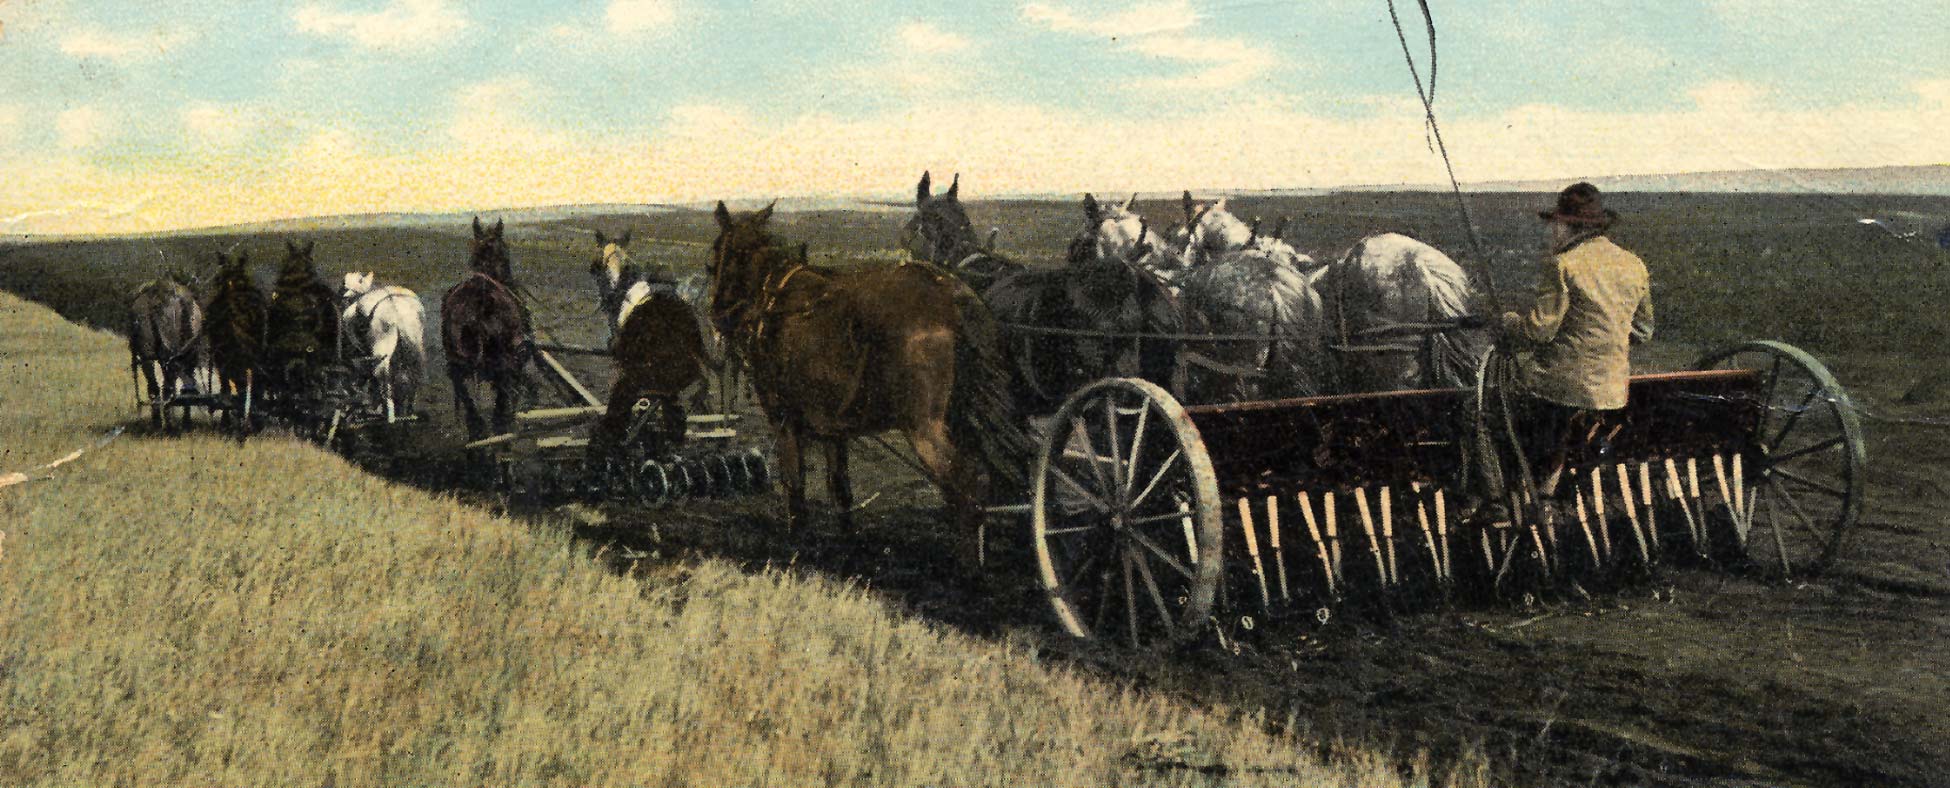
[1385, 0, 1499, 315]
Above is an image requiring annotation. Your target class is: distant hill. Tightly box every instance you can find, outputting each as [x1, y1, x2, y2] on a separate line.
[1343, 165, 1950, 195]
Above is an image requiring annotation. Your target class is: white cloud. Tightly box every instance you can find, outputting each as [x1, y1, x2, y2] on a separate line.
[294, 0, 468, 50]
[59, 27, 195, 62]
[1021, 0, 1197, 38]
[1021, 1, 1274, 91]
[606, 0, 677, 36]
[182, 103, 262, 147]
[1127, 34, 1277, 90]
[56, 106, 114, 150]
[897, 21, 972, 54]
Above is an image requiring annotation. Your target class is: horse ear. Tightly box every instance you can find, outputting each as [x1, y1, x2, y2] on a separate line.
[946, 173, 959, 199]
[491, 218, 504, 238]
[756, 200, 776, 224]
[1124, 192, 1138, 211]
[986, 227, 999, 252]
[1181, 190, 1195, 222]
[1082, 193, 1101, 224]
[303, 239, 316, 257]
[1272, 217, 1289, 240]
[473, 216, 485, 239]
[797, 242, 809, 262]
[594, 229, 607, 247]
[713, 201, 732, 229]
[286, 239, 299, 256]
[617, 228, 631, 247]
[916, 171, 932, 205]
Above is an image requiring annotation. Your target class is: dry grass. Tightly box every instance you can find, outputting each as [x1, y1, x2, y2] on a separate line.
[0, 289, 1454, 787]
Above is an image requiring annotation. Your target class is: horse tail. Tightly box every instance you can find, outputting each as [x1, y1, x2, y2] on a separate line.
[947, 286, 1034, 491]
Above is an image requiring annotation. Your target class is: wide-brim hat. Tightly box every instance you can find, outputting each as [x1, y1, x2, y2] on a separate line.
[1538, 182, 1619, 229]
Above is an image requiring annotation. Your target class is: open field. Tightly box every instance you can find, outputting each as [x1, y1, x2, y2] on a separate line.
[4, 190, 1949, 786]
[0, 290, 1445, 787]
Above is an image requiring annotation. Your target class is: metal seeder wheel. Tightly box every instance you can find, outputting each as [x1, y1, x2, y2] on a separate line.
[1032, 378, 1224, 648]
[1695, 341, 1867, 577]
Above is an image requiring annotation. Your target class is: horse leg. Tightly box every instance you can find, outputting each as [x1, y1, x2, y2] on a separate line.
[451, 368, 487, 440]
[775, 422, 809, 530]
[138, 359, 162, 429]
[491, 371, 517, 437]
[824, 439, 855, 529]
[907, 418, 988, 567]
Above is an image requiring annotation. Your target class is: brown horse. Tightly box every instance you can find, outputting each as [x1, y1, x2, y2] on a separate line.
[128, 273, 205, 430]
[442, 217, 533, 439]
[203, 250, 268, 428]
[585, 230, 714, 464]
[709, 201, 1029, 543]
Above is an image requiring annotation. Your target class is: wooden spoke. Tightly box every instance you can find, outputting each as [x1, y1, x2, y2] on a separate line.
[1770, 435, 1845, 465]
[1131, 546, 1178, 635]
[1124, 528, 1198, 581]
[1043, 524, 1103, 538]
[1764, 485, 1791, 575]
[1767, 383, 1823, 451]
[1124, 401, 1150, 493]
[1129, 449, 1182, 511]
[1765, 477, 1828, 546]
[1128, 510, 1203, 528]
[1122, 551, 1140, 648]
[1070, 416, 1111, 490]
[1050, 465, 1112, 511]
[1771, 467, 1847, 499]
[1102, 395, 1126, 499]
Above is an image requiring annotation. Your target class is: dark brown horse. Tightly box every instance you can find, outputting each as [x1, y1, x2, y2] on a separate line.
[203, 250, 268, 427]
[266, 239, 342, 401]
[585, 230, 713, 464]
[710, 201, 1029, 543]
[442, 217, 533, 439]
[128, 273, 205, 430]
[900, 171, 1023, 294]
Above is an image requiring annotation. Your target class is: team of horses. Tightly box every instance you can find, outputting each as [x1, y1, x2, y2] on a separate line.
[128, 180, 1489, 555]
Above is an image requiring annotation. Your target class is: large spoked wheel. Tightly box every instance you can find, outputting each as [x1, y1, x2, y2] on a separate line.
[1695, 341, 1867, 577]
[1032, 378, 1223, 648]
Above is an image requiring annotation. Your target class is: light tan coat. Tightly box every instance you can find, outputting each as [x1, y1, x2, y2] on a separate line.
[1501, 235, 1654, 410]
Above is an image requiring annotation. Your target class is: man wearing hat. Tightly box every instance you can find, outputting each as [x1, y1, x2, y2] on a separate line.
[1502, 182, 1655, 413]
[1480, 182, 1655, 513]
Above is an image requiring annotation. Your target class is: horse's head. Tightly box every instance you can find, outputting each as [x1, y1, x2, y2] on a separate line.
[279, 238, 319, 284]
[470, 216, 513, 284]
[589, 228, 635, 302]
[709, 199, 785, 329]
[1074, 192, 1181, 280]
[1244, 216, 1317, 270]
[1179, 191, 1252, 265]
[900, 170, 980, 266]
[341, 271, 376, 300]
[213, 249, 254, 292]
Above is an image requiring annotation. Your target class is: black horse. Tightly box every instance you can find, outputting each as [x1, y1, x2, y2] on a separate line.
[441, 217, 534, 439]
[902, 175, 1182, 415]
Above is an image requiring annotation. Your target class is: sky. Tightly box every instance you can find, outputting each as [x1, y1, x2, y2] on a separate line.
[1, 0, 1946, 234]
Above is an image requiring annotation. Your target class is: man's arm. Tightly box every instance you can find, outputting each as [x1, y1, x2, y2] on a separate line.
[1501, 258, 1570, 344]
[1630, 286, 1655, 344]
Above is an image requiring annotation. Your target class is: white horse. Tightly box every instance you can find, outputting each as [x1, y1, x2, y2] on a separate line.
[1308, 232, 1486, 392]
[1172, 191, 1486, 393]
[340, 271, 426, 422]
